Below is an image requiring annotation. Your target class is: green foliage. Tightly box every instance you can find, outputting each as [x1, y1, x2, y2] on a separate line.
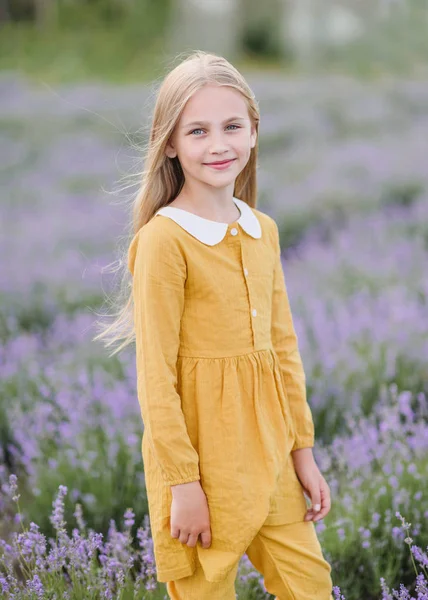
[2, 0, 428, 82]
[0, 1, 172, 83]
[323, 454, 428, 600]
[240, 18, 283, 60]
[380, 181, 424, 208]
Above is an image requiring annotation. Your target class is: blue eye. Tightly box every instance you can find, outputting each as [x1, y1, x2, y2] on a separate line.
[189, 124, 241, 135]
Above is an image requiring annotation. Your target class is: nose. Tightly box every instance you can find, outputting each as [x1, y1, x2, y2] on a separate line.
[208, 130, 229, 154]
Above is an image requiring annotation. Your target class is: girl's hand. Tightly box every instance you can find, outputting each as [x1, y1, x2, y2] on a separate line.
[170, 480, 212, 548]
[291, 448, 331, 522]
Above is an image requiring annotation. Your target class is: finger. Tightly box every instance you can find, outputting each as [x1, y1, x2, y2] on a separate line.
[313, 503, 330, 521]
[313, 511, 327, 521]
[304, 507, 317, 521]
[178, 531, 190, 544]
[186, 533, 199, 548]
[199, 530, 212, 549]
[313, 487, 331, 522]
[303, 483, 322, 521]
[313, 500, 329, 521]
[171, 526, 180, 539]
[310, 488, 322, 514]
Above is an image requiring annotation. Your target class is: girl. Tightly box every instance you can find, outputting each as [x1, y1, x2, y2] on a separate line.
[97, 50, 334, 600]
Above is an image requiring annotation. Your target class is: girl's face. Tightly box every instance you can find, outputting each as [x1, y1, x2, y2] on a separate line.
[165, 83, 257, 190]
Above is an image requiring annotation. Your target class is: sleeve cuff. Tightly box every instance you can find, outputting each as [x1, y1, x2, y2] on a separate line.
[291, 436, 315, 451]
[166, 474, 201, 486]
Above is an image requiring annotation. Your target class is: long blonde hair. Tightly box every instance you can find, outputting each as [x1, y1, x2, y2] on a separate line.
[92, 50, 261, 356]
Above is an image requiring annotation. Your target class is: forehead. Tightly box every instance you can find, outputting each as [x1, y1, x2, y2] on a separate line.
[179, 84, 249, 123]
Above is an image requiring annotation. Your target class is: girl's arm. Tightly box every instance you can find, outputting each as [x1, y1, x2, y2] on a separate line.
[129, 226, 200, 486]
[270, 219, 315, 452]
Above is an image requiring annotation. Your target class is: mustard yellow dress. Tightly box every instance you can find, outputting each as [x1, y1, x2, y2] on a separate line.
[127, 196, 315, 583]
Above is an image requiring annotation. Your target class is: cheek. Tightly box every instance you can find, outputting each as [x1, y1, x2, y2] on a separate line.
[236, 140, 252, 163]
[180, 142, 205, 164]
[235, 134, 252, 155]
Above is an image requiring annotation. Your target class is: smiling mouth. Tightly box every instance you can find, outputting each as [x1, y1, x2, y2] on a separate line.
[204, 158, 236, 165]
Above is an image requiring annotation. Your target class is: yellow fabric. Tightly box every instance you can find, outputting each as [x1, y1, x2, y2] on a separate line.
[127, 202, 316, 583]
[166, 505, 333, 599]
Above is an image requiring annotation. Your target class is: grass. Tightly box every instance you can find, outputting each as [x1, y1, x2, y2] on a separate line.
[1, 23, 169, 85]
[1, 20, 288, 86]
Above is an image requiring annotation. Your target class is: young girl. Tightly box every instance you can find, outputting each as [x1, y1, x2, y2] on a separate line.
[116, 50, 333, 599]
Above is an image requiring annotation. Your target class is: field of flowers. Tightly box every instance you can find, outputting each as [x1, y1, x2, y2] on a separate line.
[1, 72, 428, 599]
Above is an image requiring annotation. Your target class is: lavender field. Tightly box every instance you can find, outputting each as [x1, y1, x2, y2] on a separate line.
[1, 72, 428, 599]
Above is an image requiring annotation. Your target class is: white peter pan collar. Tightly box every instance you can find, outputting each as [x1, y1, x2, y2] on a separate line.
[154, 196, 262, 246]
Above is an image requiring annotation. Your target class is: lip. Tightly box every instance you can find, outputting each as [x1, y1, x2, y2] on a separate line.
[204, 158, 237, 169]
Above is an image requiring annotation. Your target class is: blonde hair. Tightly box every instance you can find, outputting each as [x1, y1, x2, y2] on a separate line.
[92, 50, 261, 357]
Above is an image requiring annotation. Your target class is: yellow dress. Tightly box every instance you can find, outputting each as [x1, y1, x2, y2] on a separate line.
[127, 196, 315, 583]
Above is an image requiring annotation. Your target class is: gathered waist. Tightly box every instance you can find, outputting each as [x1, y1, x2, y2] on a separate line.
[177, 345, 275, 360]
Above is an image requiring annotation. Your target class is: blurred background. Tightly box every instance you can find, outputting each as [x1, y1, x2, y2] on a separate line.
[1, 1, 428, 599]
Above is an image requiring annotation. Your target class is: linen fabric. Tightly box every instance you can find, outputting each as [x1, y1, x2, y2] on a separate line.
[166, 507, 334, 599]
[127, 196, 317, 583]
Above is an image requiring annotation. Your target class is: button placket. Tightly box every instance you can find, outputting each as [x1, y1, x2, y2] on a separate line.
[228, 224, 257, 348]
[234, 231, 260, 348]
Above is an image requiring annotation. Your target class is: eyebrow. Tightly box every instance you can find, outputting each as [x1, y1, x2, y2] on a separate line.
[182, 116, 247, 129]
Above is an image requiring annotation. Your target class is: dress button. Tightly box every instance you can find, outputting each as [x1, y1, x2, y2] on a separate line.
[244, 268, 249, 276]
[230, 227, 238, 236]
[252, 308, 257, 317]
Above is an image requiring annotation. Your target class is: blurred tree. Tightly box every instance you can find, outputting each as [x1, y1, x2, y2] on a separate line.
[283, 0, 413, 70]
[3, 0, 33, 21]
[284, 0, 368, 68]
[239, 0, 284, 59]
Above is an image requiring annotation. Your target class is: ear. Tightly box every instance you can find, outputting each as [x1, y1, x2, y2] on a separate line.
[250, 124, 257, 149]
[165, 143, 177, 159]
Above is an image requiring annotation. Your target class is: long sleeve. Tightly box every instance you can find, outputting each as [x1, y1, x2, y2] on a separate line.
[270, 220, 315, 451]
[128, 226, 201, 486]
